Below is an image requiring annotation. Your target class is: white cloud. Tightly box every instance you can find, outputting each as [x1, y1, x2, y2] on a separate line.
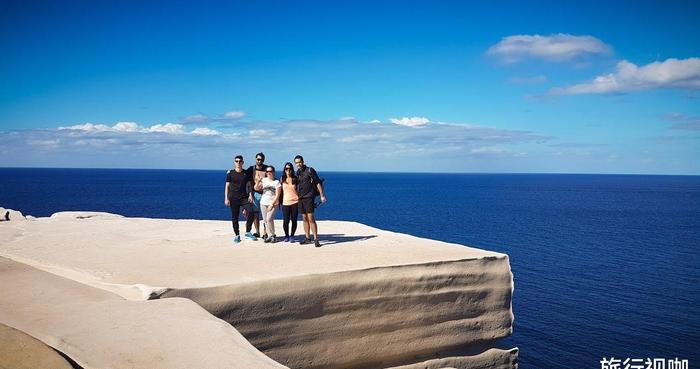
[191, 127, 221, 136]
[368, 119, 382, 124]
[486, 34, 611, 63]
[113, 122, 140, 132]
[550, 58, 700, 95]
[59, 123, 111, 131]
[389, 116, 430, 127]
[147, 123, 184, 134]
[224, 111, 246, 119]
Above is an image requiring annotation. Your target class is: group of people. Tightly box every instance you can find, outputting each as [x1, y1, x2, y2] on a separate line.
[224, 153, 327, 247]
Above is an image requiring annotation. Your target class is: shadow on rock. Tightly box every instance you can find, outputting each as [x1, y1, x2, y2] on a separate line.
[317, 233, 377, 246]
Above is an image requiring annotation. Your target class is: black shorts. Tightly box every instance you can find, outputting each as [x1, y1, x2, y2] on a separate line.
[229, 197, 254, 216]
[298, 197, 315, 214]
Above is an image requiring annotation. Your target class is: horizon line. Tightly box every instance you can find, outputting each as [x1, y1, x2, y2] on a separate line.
[1, 166, 699, 177]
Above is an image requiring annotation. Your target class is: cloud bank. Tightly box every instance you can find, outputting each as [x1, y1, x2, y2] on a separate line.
[57, 122, 215, 135]
[486, 34, 611, 63]
[0, 117, 552, 170]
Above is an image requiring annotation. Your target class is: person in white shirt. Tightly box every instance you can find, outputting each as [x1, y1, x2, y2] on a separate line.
[254, 165, 282, 243]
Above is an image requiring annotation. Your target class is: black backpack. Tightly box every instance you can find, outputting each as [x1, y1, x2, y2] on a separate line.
[299, 167, 325, 198]
[312, 175, 325, 198]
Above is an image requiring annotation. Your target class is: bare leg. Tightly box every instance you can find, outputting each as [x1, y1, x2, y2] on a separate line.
[308, 213, 318, 240]
[302, 213, 311, 239]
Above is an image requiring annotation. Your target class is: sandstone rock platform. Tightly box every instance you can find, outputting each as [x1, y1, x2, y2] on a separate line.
[0, 210, 517, 369]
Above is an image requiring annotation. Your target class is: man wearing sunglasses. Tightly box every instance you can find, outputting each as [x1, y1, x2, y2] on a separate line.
[294, 155, 327, 247]
[224, 155, 256, 243]
[247, 152, 268, 240]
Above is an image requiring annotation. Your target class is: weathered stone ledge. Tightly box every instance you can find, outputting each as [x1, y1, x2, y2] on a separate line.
[0, 209, 517, 369]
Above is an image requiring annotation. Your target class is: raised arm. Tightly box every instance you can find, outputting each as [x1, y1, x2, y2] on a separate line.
[253, 178, 262, 191]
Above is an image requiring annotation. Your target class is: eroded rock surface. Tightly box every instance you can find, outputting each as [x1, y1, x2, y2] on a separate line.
[0, 207, 25, 222]
[0, 211, 517, 369]
[0, 322, 74, 369]
[0, 257, 287, 369]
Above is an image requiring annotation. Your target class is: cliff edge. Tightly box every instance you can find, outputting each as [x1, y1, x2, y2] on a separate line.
[0, 209, 517, 369]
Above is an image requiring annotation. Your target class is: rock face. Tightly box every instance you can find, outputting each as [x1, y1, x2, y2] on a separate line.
[386, 348, 518, 369]
[0, 257, 287, 369]
[0, 210, 517, 369]
[0, 323, 74, 369]
[164, 257, 514, 369]
[0, 207, 24, 222]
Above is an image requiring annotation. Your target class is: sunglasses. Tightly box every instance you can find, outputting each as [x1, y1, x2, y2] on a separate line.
[256, 158, 263, 161]
[234, 159, 243, 163]
[285, 167, 292, 170]
[266, 171, 274, 173]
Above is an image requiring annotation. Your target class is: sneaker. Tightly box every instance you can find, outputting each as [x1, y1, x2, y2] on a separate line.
[300, 238, 311, 245]
[314, 239, 321, 248]
[253, 232, 260, 238]
[244, 232, 257, 241]
[262, 234, 268, 241]
[290, 237, 296, 243]
[270, 236, 277, 243]
[233, 235, 241, 244]
[282, 237, 290, 242]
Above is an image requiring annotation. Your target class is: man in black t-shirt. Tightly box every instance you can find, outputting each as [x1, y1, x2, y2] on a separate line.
[294, 155, 327, 247]
[224, 155, 257, 243]
[246, 152, 268, 239]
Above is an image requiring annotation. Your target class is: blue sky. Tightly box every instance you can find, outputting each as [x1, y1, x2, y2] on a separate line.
[1, 0, 699, 173]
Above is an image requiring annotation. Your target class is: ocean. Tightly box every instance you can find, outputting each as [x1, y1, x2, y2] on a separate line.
[1, 168, 699, 369]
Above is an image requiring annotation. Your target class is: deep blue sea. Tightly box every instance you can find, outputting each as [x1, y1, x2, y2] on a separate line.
[1, 168, 699, 369]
